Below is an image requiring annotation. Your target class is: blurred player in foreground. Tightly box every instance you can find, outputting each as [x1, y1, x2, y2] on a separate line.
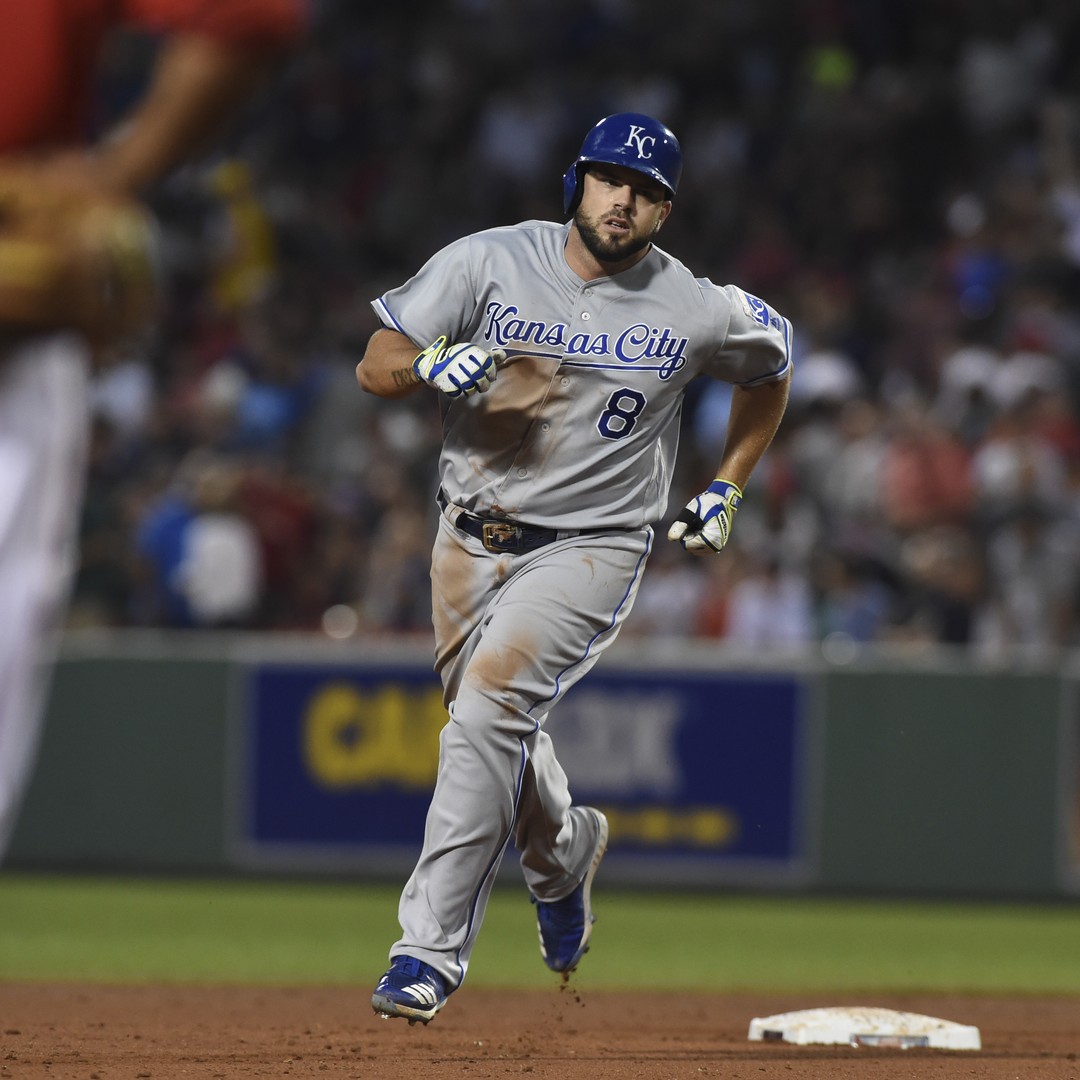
[0, 0, 307, 860]
[357, 112, 793, 1023]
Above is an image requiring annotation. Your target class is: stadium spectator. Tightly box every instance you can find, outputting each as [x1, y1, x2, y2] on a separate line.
[55, 0, 1080, 658]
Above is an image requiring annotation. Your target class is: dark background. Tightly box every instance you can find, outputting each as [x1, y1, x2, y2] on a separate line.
[75, 0, 1080, 659]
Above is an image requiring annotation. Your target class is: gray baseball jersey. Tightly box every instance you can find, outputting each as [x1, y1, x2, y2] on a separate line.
[371, 220, 792, 992]
[373, 219, 791, 530]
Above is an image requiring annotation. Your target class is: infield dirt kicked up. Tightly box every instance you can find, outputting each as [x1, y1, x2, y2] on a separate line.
[1, 983, 1077, 1079]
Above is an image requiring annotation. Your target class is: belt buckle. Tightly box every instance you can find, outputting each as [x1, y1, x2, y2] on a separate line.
[482, 521, 521, 553]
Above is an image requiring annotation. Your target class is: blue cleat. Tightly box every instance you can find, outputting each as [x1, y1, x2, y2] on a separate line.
[532, 808, 609, 973]
[372, 955, 449, 1024]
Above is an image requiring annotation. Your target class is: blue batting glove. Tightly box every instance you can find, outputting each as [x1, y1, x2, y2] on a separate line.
[413, 335, 504, 398]
[667, 479, 743, 554]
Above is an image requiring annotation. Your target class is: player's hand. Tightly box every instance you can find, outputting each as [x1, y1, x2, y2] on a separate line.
[0, 160, 158, 347]
[667, 479, 743, 555]
[413, 335, 505, 398]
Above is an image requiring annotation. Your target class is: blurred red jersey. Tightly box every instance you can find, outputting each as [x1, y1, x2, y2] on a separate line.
[0, 0, 305, 152]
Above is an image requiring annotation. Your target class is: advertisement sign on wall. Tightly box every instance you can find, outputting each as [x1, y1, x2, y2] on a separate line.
[233, 661, 813, 886]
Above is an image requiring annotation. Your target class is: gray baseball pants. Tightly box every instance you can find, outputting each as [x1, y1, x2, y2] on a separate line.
[388, 506, 653, 988]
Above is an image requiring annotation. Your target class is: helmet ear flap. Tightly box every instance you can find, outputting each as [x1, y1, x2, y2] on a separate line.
[562, 161, 585, 217]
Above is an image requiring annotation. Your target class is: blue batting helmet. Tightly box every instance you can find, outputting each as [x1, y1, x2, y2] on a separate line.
[562, 113, 682, 215]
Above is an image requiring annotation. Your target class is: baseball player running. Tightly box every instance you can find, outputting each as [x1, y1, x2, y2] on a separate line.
[359, 113, 793, 1024]
[0, 0, 306, 861]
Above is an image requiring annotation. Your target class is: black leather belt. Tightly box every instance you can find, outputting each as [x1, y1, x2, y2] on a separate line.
[439, 493, 568, 554]
[453, 508, 565, 554]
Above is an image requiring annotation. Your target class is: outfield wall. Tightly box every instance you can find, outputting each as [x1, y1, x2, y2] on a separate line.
[9, 630, 1080, 899]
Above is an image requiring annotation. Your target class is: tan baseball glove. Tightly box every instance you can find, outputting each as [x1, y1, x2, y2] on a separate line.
[0, 165, 159, 347]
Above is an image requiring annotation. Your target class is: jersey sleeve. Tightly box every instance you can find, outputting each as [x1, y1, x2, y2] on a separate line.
[370, 235, 479, 348]
[119, 0, 307, 47]
[704, 283, 793, 386]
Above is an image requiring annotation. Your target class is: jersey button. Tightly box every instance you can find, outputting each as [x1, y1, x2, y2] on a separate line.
[517, 468, 528, 478]
[561, 378, 570, 387]
[581, 312, 591, 320]
[541, 423, 550, 431]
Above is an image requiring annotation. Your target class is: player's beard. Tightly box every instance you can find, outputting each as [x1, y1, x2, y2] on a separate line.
[574, 209, 653, 265]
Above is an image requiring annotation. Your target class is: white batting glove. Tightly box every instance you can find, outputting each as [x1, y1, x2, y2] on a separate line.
[413, 335, 504, 398]
[667, 479, 743, 554]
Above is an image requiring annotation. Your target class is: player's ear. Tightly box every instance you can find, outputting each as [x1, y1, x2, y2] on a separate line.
[654, 201, 672, 233]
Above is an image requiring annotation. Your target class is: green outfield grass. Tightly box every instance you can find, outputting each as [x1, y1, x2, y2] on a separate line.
[1, 873, 1078, 993]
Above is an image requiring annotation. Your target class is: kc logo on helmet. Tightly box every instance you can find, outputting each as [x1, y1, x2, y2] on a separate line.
[624, 125, 656, 159]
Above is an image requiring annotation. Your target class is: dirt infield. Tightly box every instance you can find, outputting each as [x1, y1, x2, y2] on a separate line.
[1, 983, 1077, 1079]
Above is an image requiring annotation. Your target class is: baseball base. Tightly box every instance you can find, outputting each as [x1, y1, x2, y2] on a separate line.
[747, 1006, 982, 1050]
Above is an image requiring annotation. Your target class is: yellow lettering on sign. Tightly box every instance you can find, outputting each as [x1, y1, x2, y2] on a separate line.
[602, 806, 740, 848]
[303, 682, 445, 790]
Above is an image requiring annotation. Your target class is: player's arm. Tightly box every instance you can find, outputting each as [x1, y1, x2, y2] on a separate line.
[669, 370, 790, 554]
[93, 34, 283, 197]
[41, 0, 306, 198]
[356, 328, 427, 399]
[713, 370, 791, 491]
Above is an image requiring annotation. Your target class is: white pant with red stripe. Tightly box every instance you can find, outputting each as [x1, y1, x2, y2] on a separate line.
[0, 333, 90, 857]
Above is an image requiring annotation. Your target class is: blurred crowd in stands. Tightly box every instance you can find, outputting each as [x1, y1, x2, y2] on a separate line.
[71, 0, 1080, 660]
